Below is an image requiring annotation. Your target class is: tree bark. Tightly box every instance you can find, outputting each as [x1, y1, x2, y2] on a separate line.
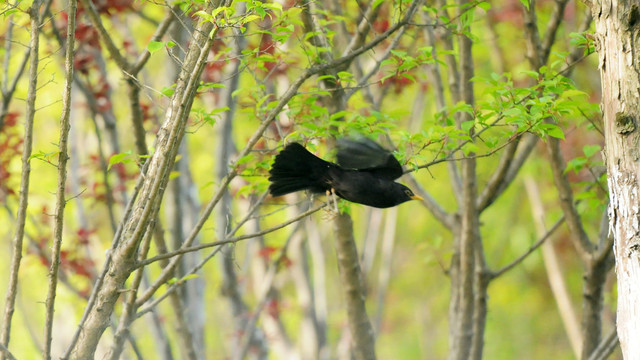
[592, 1, 640, 358]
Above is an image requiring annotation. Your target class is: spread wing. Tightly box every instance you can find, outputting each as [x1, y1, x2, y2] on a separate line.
[336, 138, 403, 180]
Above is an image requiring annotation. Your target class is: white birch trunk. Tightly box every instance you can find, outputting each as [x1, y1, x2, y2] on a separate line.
[593, 1, 640, 357]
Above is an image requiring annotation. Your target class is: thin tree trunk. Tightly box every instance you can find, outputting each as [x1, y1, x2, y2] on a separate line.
[333, 213, 376, 360]
[44, 0, 76, 357]
[0, 2, 42, 357]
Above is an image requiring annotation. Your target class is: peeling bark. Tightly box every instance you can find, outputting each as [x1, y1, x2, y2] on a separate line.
[592, 0, 640, 358]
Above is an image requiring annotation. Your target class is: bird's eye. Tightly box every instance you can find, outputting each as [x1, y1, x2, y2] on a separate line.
[405, 190, 412, 196]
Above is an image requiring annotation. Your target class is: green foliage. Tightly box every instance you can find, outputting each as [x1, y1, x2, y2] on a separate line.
[146, 40, 164, 54]
[191, 106, 230, 127]
[0, 0, 611, 358]
[107, 151, 134, 170]
[28, 150, 62, 166]
[570, 32, 596, 55]
[107, 151, 151, 170]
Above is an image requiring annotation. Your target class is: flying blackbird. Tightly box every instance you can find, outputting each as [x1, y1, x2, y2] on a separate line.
[268, 138, 423, 208]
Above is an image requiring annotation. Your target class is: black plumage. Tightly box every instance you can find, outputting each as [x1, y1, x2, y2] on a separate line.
[268, 138, 423, 208]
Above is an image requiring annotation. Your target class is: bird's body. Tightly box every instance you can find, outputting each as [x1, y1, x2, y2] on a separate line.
[268, 139, 422, 208]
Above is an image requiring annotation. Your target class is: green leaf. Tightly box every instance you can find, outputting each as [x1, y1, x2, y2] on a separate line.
[329, 111, 349, 121]
[108, 151, 133, 170]
[461, 120, 475, 132]
[211, 6, 227, 18]
[477, 1, 491, 11]
[263, 2, 283, 12]
[28, 150, 61, 162]
[242, 14, 261, 23]
[565, 157, 587, 173]
[546, 126, 565, 139]
[520, 0, 530, 10]
[583, 144, 601, 158]
[3, 8, 20, 18]
[147, 40, 163, 54]
[194, 10, 212, 22]
[161, 84, 176, 97]
[560, 89, 588, 98]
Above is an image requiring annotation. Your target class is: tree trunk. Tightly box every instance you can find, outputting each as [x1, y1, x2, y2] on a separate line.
[592, 1, 640, 358]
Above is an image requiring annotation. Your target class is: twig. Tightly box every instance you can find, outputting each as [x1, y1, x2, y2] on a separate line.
[491, 216, 566, 279]
[541, 0, 570, 62]
[0, 343, 17, 360]
[108, 221, 156, 359]
[476, 136, 520, 211]
[234, 219, 304, 360]
[546, 136, 594, 260]
[78, 0, 131, 71]
[132, 5, 179, 74]
[134, 202, 328, 270]
[587, 328, 619, 360]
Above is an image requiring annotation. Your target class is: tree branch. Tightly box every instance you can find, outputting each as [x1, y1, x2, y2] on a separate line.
[587, 328, 619, 360]
[78, 0, 131, 71]
[541, 0, 570, 62]
[134, 202, 328, 271]
[491, 216, 565, 279]
[546, 137, 595, 259]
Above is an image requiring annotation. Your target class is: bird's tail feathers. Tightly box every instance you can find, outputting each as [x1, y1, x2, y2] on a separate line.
[268, 143, 330, 196]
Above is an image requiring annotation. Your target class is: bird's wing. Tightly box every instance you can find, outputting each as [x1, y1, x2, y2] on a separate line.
[336, 138, 403, 180]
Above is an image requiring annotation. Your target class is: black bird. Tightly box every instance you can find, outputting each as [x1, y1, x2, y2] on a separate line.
[268, 138, 423, 208]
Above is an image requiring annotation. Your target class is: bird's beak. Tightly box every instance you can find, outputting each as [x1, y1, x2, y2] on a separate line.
[411, 194, 423, 201]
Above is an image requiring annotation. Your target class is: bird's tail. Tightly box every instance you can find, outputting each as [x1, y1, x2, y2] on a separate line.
[268, 143, 332, 196]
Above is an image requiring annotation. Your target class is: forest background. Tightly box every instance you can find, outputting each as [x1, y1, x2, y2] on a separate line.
[0, 0, 623, 359]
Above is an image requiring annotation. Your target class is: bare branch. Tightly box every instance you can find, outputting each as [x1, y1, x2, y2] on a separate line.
[108, 224, 156, 359]
[78, 0, 131, 71]
[0, 343, 17, 360]
[522, 0, 544, 68]
[134, 202, 328, 271]
[491, 216, 565, 279]
[340, 2, 381, 61]
[131, 5, 180, 74]
[541, 0, 570, 62]
[476, 136, 520, 211]
[404, 174, 455, 228]
[546, 137, 595, 259]
[587, 328, 619, 360]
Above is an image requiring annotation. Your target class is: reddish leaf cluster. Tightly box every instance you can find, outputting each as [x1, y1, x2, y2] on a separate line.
[78, 0, 133, 15]
[265, 298, 281, 319]
[384, 74, 414, 94]
[60, 249, 96, 279]
[0, 112, 23, 202]
[82, 152, 138, 205]
[202, 39, 229, 84]
[56, 10, 114, 111]
[28, 209, 96, 282]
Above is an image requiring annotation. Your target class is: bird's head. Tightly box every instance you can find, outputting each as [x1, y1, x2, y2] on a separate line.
[394, 184, 423, 205]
